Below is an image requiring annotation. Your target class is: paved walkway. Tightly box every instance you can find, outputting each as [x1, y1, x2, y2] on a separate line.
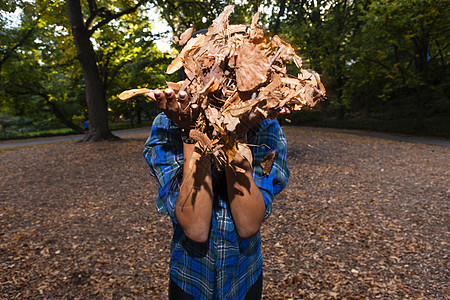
[0, 127, 151, 149]
[1, 126, 449, 149]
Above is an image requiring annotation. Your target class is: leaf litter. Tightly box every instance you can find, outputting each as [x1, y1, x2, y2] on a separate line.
[119, 5, 325, 173]
[1, 130, 448, 299]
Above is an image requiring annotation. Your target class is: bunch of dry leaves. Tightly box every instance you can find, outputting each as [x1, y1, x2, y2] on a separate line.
[119, 5, 325, 171]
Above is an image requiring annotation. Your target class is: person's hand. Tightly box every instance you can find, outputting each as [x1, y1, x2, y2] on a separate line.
[146, 88, 199, 132]
[234, 105, 291, 142]
[231, 109, 264, 143]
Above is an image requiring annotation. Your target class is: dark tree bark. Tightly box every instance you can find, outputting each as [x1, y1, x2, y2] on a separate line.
[66, 0, 117, 141]
[42, 94, 85, 133]
[412, 35, 431, 130]
[272, 0, 286, 35]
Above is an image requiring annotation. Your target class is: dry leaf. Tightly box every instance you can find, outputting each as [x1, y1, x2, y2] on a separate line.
[119, 5, 325, 170]
[235, 42, 270, 92]
[118, 88, 152, 101]
[236, 143, 253, 166]
[223, 111, 241, 132]
[166, 81, 184, 94]
[166, 34, 206, 74]
[189, 129, 213, 150]
[261, 150, 277, 176]
[228, 97, 260, 117]
[179, 26, 194, 46]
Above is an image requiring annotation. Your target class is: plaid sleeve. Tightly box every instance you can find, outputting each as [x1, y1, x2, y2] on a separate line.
[143, 113, 183, 223]
[249, 119, 290, 220]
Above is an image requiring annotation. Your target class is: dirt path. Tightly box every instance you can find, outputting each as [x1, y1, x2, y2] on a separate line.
[1, 127, 448, 299]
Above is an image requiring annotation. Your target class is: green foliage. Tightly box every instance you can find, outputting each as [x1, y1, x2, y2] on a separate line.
[344, 0, 449, 119]
[0, 0, 170, 133]
[155, 1, 260, 37]
[1, 0, 449, 138]
[89, 5, 172, 124]
[266, 0, 449, 134]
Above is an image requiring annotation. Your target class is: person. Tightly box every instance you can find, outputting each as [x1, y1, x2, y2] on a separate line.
[143, 36, 290, 300]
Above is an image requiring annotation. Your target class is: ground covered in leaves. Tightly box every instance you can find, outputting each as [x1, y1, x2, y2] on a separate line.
[1, 127, 448, 299]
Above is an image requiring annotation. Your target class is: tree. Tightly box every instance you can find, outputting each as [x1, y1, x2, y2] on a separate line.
[65, 0, 146, 141]
[155, 0, 259, 37]
[2, 0, 170, 138]
[268, 0, 369, 118]
[354, 0, 449, 128]
[1, 1, 85, 133]
[93, 9, 173, 125]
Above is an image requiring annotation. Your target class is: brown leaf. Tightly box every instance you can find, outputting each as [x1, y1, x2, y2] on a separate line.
[227, 24, 247, 34]
[166, 34, 206, 74]
[118, 88, 152, 101]
[222, 111, 241, 132]
[235, 42, 270, 92]
[204, 107, 226, 135]
[207, 4, 234, 35]
[166, 81, 184, 94]
[189, 129, 213, 150]
[179, 26, 194, 46]
[236, 143, 253, 166]
[261, 150, 277, 176]
[227, 97, 260, 117]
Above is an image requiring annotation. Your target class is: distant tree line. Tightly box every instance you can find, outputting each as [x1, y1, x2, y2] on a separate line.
[1, 0, 448, 140]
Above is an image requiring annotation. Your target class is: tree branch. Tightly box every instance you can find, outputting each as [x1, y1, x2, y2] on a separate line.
[272, 0, 286, 35]
[86, 7, 111, 30]
[0, 16, 41, 69]
[88, 0, 147, 36]
[362, 57, 391, 72]
[87, 0, 97, 15]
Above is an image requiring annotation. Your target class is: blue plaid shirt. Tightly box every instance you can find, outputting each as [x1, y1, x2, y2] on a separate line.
[143, 113, 289, 299]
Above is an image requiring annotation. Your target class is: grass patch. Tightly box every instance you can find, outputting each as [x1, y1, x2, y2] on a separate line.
[0, 128, 77, 141]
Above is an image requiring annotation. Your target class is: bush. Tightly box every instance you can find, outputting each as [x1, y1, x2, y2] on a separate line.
[0, 114, 36, 139]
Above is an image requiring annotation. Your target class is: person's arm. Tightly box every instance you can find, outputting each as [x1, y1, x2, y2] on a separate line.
[226, 110, 290, 239]
[225, 110, 268, 239]
[226, 152, 266, 239]
[175, 143, 213, 243]
[147, 88, 213, 243]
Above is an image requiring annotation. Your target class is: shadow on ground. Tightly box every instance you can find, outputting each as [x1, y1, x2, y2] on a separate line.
[1, 128, 448, 299]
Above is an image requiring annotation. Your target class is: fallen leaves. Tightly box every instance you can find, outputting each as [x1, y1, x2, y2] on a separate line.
[261, 128, 450, 299]
[0, 137, 172, 299]
[1, 129, 448, 299]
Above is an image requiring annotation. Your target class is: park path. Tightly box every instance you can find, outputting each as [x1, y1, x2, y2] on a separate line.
[1, 126, 449, 149]
[0, 127, 151, 149]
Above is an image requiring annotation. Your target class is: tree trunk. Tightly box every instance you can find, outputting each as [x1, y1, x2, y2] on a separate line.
[412, 35, 430, 131]
[65, 0, 118, 141]
[43, 94, 84, 133]
[136, 105, 142, 125]
[362, 81, 370, 119]
[272, 0, 286, 35]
